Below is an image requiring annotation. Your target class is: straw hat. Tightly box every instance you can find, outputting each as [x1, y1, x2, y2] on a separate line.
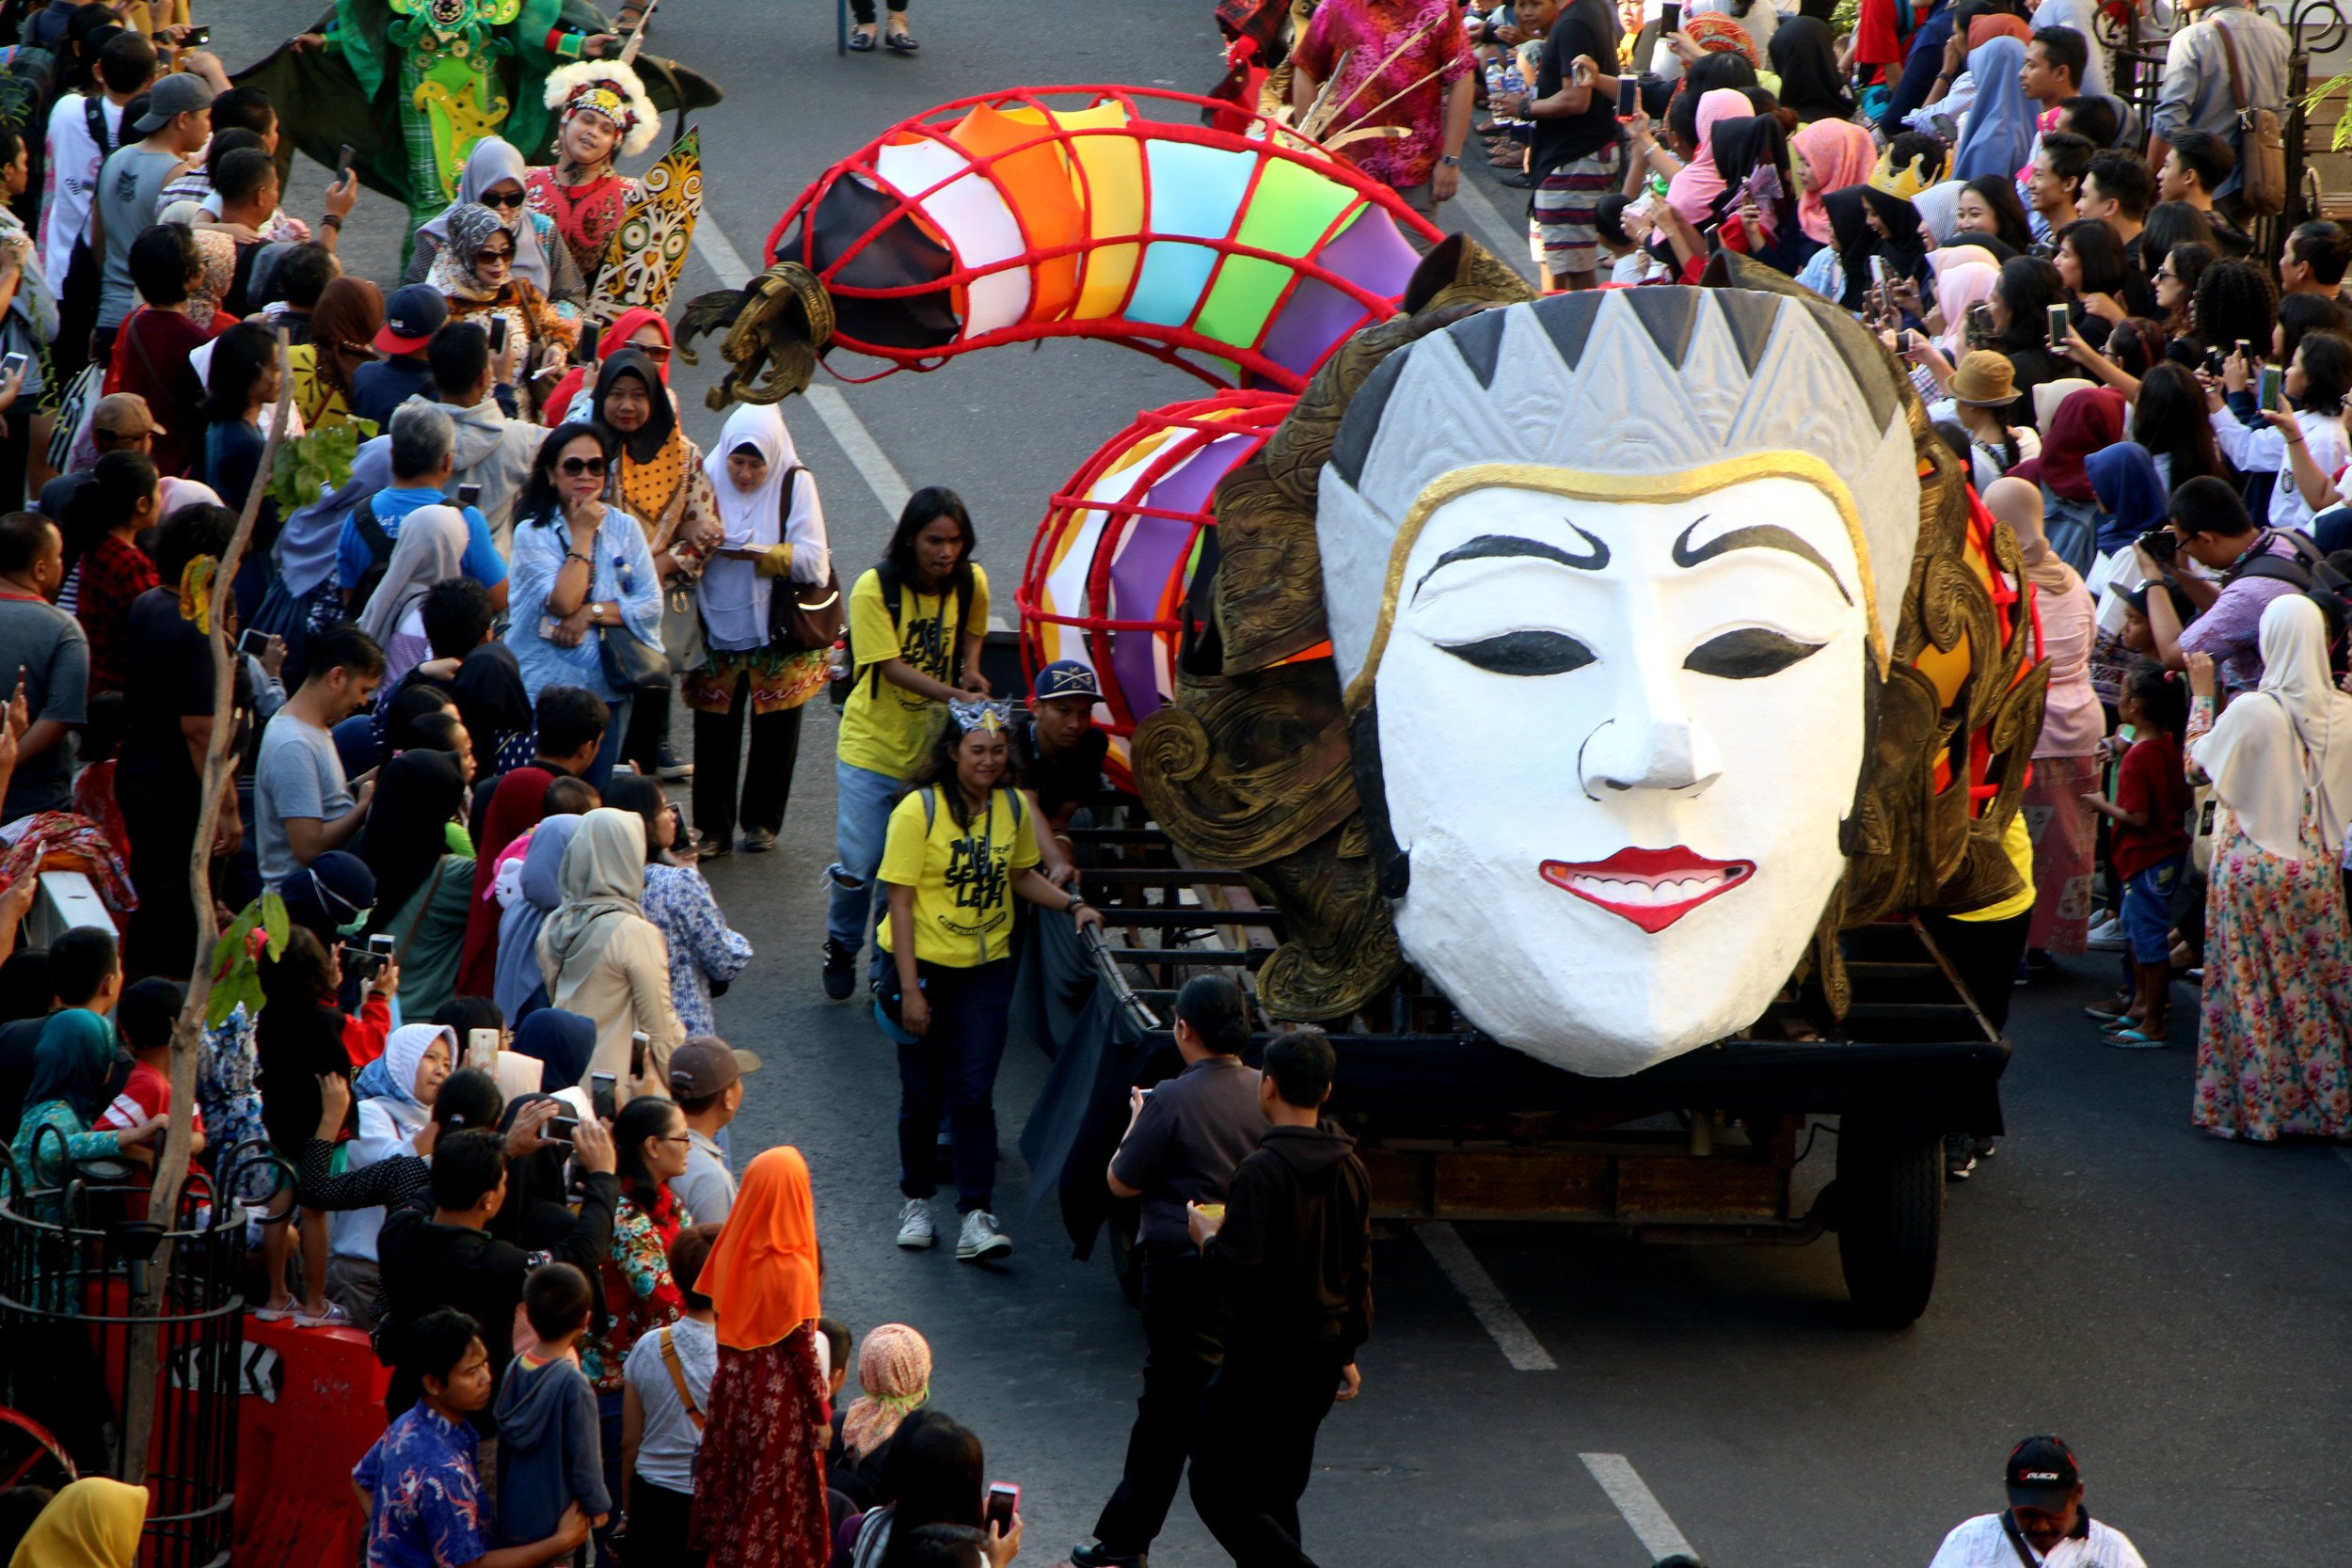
[1947, 350, 2021, 406]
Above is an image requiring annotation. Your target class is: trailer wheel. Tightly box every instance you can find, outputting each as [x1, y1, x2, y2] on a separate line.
[1107, 1203, 1143, 1308]
[1835, 1121, 1944, 1327]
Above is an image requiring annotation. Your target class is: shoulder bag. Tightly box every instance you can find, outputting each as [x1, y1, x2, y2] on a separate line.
[2215, 20, 2285, 216]
[657, 1325, 705, 1432]
[562, 515, 671, 693]
[767, 467, 846, 652]
[646, 472, 707, 678]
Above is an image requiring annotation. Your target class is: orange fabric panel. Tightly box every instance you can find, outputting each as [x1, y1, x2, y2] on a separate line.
[946, 103, 1085, 323]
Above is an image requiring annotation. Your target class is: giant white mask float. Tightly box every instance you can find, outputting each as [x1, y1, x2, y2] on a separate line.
[1134, 268, 2043, 1081]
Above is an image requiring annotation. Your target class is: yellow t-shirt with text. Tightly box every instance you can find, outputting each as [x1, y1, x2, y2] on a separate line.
[835, 565, 991, 780]
[876, 786, 1041, 968]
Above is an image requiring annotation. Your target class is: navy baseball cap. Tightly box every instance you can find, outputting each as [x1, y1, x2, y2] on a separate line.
[1031, 660, 1101, 704]
[2005, 1435, 2080, 1512]
[374, 284, 449, 355]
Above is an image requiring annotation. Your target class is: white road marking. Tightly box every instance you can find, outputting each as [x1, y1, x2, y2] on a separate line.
[1415, 1221, 1557, 1371]
[1451, 173, 1534, 278]
[691, 214, 914, 523]
[1580, 1452, 1697, 1562]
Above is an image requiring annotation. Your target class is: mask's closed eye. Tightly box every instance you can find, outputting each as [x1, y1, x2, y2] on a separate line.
[1683, 627, 1825, 679]
[1438, 630, 1596, 676]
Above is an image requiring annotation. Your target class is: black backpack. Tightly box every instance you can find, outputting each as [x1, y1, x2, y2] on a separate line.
[349, 496, 394, 615]
[828, 562, 977, 708]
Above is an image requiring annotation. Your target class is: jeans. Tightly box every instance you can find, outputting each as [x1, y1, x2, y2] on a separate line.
[1188, 1342, 1350, 1568]
[586, 695, 635, 791]
[692, 683, 806, 842]
[1093, 1251, 1226, 1554]
[826, 760, 905, 952]
[895, 958, 1013, 1212]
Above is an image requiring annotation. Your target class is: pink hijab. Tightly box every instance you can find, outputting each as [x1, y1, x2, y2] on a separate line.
[1666, 89, 1756, 226]
[1929, 248, 2001, 356]
[1791, 118, 1878, 245]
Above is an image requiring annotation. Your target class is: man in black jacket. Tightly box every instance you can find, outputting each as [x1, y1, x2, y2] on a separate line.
[1184, 1028, 1371, 1568]
[377, 1119, 618, 1418]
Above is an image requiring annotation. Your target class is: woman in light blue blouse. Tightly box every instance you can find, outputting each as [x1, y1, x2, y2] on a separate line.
[503, 422, 664, 789]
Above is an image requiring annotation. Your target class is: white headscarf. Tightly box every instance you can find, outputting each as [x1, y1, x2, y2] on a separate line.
[358, 504, 470, 645]
[418, 138, 552, 292]
[2194, 595, 2352, 859]
[372, 1023, 453, 1137]
[696, 403, 830, 654]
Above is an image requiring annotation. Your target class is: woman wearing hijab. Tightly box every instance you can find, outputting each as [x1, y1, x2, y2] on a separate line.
[1953, 37, 2036, 183]
[8, 1477, 148, 1568]
[405, 136, 587, 316]
[1858, 184, 1928, 293]
[832, 1323, 931, 1511]
[514, 1007, 596, 1095]
[358, 504, 472, 690]
[687, 403, 834, 855]
[693, 1146, 830, 1568]
[1927, 247, 2001, 356]
[331, 1022, 453, 1323]
[2011, 386, 2126, 571]
[500, 811, 585, 1022]
[2187, 595, 2352, 1141]
[1664, 89, 1754, 228]
[1791, 117, 1875, 250]
[538, 808, 684, 1085]
[1913, 181, 1964, 250]
[1812, 185, 1880, 310]
[541, 307, 675, 428]
[359, 748, 475, 1019]
[1765, 14, 1852, 122]
[289, 277, 384, 434]
[426, 203, 579, 413]
[9, 1008, 161, 1192]
[591, 347, 720, 779]
[1702, 116, 1813, 277]
[457, 766, 554, 1000]
[2086, 441, 2169, 559]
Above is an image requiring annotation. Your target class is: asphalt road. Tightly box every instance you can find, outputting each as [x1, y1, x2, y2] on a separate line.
[189, 1, 2352, 1560]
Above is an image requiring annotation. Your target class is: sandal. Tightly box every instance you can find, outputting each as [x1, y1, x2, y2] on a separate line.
[848, 28, 877, 50]
[2083, 1001, 2133, 1022]
[252, 1301, 296, 1323]
[2101, 1024, 2169, 1049]
[884, 27, 918, 51]
[294, 1301, 352, 1328]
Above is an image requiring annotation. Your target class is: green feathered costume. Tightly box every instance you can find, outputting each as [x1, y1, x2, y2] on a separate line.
[237, 2, 721, 237]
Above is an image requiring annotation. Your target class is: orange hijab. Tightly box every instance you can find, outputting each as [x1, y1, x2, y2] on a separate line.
[702, 1146, 821, 1351]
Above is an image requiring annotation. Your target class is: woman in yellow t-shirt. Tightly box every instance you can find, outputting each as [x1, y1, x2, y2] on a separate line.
[877, 701, 1102, 1261]
[824, 488, 993, 1002]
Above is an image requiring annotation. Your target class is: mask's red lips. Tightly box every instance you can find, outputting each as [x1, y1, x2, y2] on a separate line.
[1540, 847, 1756, 933]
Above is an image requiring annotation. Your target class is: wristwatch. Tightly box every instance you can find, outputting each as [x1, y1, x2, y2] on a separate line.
[1439, 153, 1461, 167]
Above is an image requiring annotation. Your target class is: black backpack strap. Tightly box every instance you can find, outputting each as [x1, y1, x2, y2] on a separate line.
[2227, 531, 2319, 589]
[869, 564, 903, 701]
[352, 495, 393, 564]
[85, 94, 111, 155]
[919, 785, 935, 834]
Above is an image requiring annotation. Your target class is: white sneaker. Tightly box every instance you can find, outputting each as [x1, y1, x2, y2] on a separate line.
[956, 1209, 1013, 1261]
[2085, 916, 2126, 952]
[895, 1198, 935, 1249]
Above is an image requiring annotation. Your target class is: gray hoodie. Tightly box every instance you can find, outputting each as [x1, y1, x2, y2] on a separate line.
[492, 1350, 611, 1545]
[437, 396, 542, 550]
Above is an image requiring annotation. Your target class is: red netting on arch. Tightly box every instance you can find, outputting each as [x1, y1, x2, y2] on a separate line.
[1017, 388, 1298, 790]
[766, 85, 1438, 394]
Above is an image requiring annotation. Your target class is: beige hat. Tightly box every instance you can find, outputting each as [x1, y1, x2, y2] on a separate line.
[1947, 351, 2022, 406]
[91, 392, 164, 439]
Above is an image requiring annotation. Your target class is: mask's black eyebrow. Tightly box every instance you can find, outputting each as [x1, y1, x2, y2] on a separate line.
[1671, 516, 1852, 604]
[1413, 527, 1609, 601]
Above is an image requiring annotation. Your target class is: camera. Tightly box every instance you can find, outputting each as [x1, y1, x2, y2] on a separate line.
[2137, 528, 2180, 563]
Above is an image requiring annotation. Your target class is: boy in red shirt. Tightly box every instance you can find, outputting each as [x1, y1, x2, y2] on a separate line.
[2082, 663, 2193, 1046]
[99, 976, 205, 1159]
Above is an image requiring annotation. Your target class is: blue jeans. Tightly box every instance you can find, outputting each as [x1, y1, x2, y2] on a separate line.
[2121, 856, 2184, 964]
[585, 696, 634, 791]
[896, 958, 1013, 1213]
[827, 760, 905, 953]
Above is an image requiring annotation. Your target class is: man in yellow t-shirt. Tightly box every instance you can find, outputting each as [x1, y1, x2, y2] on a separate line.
[823, 493, 993, 1001]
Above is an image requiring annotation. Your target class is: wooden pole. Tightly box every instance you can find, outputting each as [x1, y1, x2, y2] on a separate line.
[119, 327, 294, 1489]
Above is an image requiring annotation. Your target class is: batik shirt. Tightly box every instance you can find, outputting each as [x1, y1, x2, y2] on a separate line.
[353, 1403, 488, 1568]
[578, 1187, 689, 1394]
[642, 863, 753, 1037]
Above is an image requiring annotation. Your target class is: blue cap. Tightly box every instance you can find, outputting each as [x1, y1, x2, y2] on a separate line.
[1031, 660, 1101, 703]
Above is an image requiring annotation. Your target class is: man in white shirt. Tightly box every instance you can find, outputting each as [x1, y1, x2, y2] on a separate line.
[40, 30, 151, 283]
[1926, 1436, 2147, 1568]
[666, 1035, 758, 1226]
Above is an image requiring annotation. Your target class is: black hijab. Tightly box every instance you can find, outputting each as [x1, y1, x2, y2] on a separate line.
[1823, 187, 1879, 309]
[1860, 184, 1928, 285]
[592, 347, 676, 467]
[1768, 17, 1855, 122]
[358, 749, 467, 930]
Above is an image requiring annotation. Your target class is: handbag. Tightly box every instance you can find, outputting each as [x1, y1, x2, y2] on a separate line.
[767, 467, 846, 652]
[2216, 21, 2285, 216]
[598, 616, 672, 692]
[2189, 783, 2218, 874]
[661, 583, 707, 677]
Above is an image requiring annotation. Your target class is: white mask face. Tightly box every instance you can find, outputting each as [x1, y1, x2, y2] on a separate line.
[1374, 472, 1870, 1076]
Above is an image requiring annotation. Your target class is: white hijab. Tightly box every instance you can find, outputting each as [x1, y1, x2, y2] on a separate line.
[696, 403, 830, 653]
[370, 1023, 453, 1138]
[418, 138, 553, 292]
[2194, 595, 2352, 859]
[358, 504, 470, 646]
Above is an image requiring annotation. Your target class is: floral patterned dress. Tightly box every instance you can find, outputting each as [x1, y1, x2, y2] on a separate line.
[197, 1005, 272, 1201]
[2186, 696, 2352, 1141]
[693, 1322, 831, 1568]
[643, 862, 753, 1036]
[579, 1184, 688, 1393]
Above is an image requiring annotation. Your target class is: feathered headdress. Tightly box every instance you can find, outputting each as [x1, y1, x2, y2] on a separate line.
[544, 58, 660, 158]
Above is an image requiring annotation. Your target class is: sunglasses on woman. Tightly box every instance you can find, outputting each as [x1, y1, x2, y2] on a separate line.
[479, 244, 516, 262]
[560, 455, 609, 476]
[480, 190, 527, 210]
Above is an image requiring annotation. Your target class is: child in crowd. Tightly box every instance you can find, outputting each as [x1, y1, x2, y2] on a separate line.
[97, 976, 204, 1164]
[2083, 660, 2192, 1047]
[1597, 194, 1668, 286]
[495, 1262, 612, 1550]
[619, 1224, 721, 1568]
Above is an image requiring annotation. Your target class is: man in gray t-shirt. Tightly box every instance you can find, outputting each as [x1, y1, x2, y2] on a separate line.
[94, 73, 210, 332]
[251, 624, 386, 886]
[0, 515, 87, 822]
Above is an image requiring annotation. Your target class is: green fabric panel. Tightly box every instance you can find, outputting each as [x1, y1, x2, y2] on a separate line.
[1195, 157, 1355, 354]
[333, 0, 388, 98]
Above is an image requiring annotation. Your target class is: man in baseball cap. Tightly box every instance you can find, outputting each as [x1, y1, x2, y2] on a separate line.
[1924, 1435, 2147, 1567]
[130, 70, 210, 135]
[92, 393, 164, 448]
[357, 285, 450, 427]
[666, 1036, 760, 1225]
[1023, 660, 1107, 885]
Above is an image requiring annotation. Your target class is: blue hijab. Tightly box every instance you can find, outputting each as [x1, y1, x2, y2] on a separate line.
[24, 1008, 120, 1123]
[515, 1009, 596, 1093]
[497, 814, 583, 1021]
[1953, 39, 2035, 182]
[2086, 441, 2169, 555]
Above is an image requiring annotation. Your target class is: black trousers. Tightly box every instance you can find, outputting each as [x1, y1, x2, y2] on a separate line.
[1922, 908, 2032, 1034]
[623, 681, 673, 772]
[625, 1474, 705, 1568]
[1092, 1251, 1226, 1555]
[690, 682, 806, 842]
[1187, 1341, 1348, 1568]
[120, 767, 204, 982]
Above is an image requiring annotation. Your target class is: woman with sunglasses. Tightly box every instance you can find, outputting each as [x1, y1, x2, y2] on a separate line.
[505, 423, 663, 787]
[406, 136, 587, 318]
[425, 202, 580, 418]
